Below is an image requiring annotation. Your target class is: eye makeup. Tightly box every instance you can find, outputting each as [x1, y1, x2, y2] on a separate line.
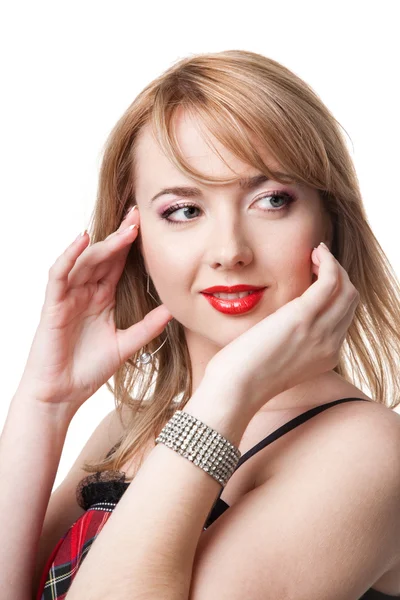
[158, 189, 297, 225]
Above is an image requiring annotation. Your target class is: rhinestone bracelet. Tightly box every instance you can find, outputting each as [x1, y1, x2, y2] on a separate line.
[155, 410, 242, 487]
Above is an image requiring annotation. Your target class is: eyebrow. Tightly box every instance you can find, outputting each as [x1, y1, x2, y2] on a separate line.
[149, 173, 292, 204]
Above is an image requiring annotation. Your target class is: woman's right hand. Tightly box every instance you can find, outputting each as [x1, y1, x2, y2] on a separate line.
[16, 206, 173, 419]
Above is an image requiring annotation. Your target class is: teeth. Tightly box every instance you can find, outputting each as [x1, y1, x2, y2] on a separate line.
[212, 291, 253, 299]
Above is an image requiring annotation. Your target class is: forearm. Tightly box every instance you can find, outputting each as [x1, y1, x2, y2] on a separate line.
[66, 379, 250, 600]
[0, 387, 72, 600]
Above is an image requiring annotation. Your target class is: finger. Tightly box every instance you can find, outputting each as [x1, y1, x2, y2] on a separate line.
[116, 304, 173, 364]
[307, 255, 359, 360]
[88, 223, 139, 287]
[313, 252, 358, 329]
[317, 271, 357, 325]
[89, 206, 140, 283]
[299, 245, 341, 323]
[68, 206, 139, 287]
[94, 209, 141, 285]
[105, 205, 138, 240]
[331, 287, 359, 339]
[317, 289, 359, 363]
[68, 223, 139, 287]
[44, 231, 90, 305]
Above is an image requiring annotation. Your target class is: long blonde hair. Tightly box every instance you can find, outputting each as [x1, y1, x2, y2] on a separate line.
[82, 50, 400, 476]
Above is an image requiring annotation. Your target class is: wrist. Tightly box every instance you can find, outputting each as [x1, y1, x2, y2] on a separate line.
[12, 385, 75, 427]
[184, 376, 251, 449]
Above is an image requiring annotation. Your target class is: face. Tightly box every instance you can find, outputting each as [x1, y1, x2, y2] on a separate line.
[133, 110, 331, 371]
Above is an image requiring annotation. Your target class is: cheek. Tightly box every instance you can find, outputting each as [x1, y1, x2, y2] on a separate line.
[141, 236, 193, 299]
[266, 239, 314, 299]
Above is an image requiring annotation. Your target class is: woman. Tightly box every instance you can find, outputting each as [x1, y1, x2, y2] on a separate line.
[2, 50, 400, 599]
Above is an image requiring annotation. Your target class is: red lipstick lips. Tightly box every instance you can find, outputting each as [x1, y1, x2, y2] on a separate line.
[200, 284, 267, 315]
[201, 284, 265, 293]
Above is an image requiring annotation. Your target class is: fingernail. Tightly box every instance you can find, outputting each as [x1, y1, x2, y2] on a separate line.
[123, 205, 137, 219]
[119, 224, 137, 234]
[319, 242, 330, 251]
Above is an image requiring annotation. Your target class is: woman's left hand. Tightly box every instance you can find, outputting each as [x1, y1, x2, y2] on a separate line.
[204, 243, 360, 419]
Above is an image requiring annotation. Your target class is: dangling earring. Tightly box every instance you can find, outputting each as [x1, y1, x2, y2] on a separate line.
[136, 273, 169, 366]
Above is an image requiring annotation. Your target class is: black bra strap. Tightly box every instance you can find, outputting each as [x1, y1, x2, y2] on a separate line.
[233, 398, 371, 471]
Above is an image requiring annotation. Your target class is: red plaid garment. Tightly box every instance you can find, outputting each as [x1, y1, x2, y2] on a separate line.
[36, 469, 131, 599]
[35, 470, 226, 599]
[36, 502, 115, 600]
[36, 451, 130, 599]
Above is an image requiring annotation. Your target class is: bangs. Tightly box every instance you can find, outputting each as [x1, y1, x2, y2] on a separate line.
[149, 100, 297, 188]
[147, 63, 331, 192]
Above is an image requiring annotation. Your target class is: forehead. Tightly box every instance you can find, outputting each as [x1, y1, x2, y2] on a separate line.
[133, 110, 280, 190]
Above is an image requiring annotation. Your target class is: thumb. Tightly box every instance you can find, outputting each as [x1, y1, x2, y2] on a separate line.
[117, 304, 173, 363]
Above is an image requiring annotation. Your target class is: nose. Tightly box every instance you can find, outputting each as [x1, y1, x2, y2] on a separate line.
[204, 217, 253, 271]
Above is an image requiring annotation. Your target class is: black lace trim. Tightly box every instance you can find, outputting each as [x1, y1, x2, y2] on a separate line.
[76, 468, 228, 529]
[76, 471, 131, 511]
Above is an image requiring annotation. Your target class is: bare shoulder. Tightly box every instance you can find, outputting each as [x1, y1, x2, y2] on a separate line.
[192, 399, 400, 599]
[278, 397, 400, 483]
[276, 397, 400, 569]
[321, 397, 400, 445]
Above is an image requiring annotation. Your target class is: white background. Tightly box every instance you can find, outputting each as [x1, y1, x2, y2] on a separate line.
[0, 1, 399, 492]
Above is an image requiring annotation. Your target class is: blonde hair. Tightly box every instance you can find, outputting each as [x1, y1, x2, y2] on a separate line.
[82, 49, 400, 476]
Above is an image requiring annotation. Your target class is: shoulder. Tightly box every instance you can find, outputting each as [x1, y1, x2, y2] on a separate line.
[281, 398, 400, 491]
[318, 398, 400, 452]
[191, 401, 400, 599]
[255, 397, 400, 489]
[276, 398, 400, 565]
[285, 397, 400, 460]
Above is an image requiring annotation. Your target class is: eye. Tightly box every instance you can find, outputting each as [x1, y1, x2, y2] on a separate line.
[256, 190, 297, 212]
[160, 202, 201, 224]
[159, 190, 297, 225]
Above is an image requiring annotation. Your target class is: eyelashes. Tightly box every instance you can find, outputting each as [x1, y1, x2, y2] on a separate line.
[159, 190, 297, 225]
